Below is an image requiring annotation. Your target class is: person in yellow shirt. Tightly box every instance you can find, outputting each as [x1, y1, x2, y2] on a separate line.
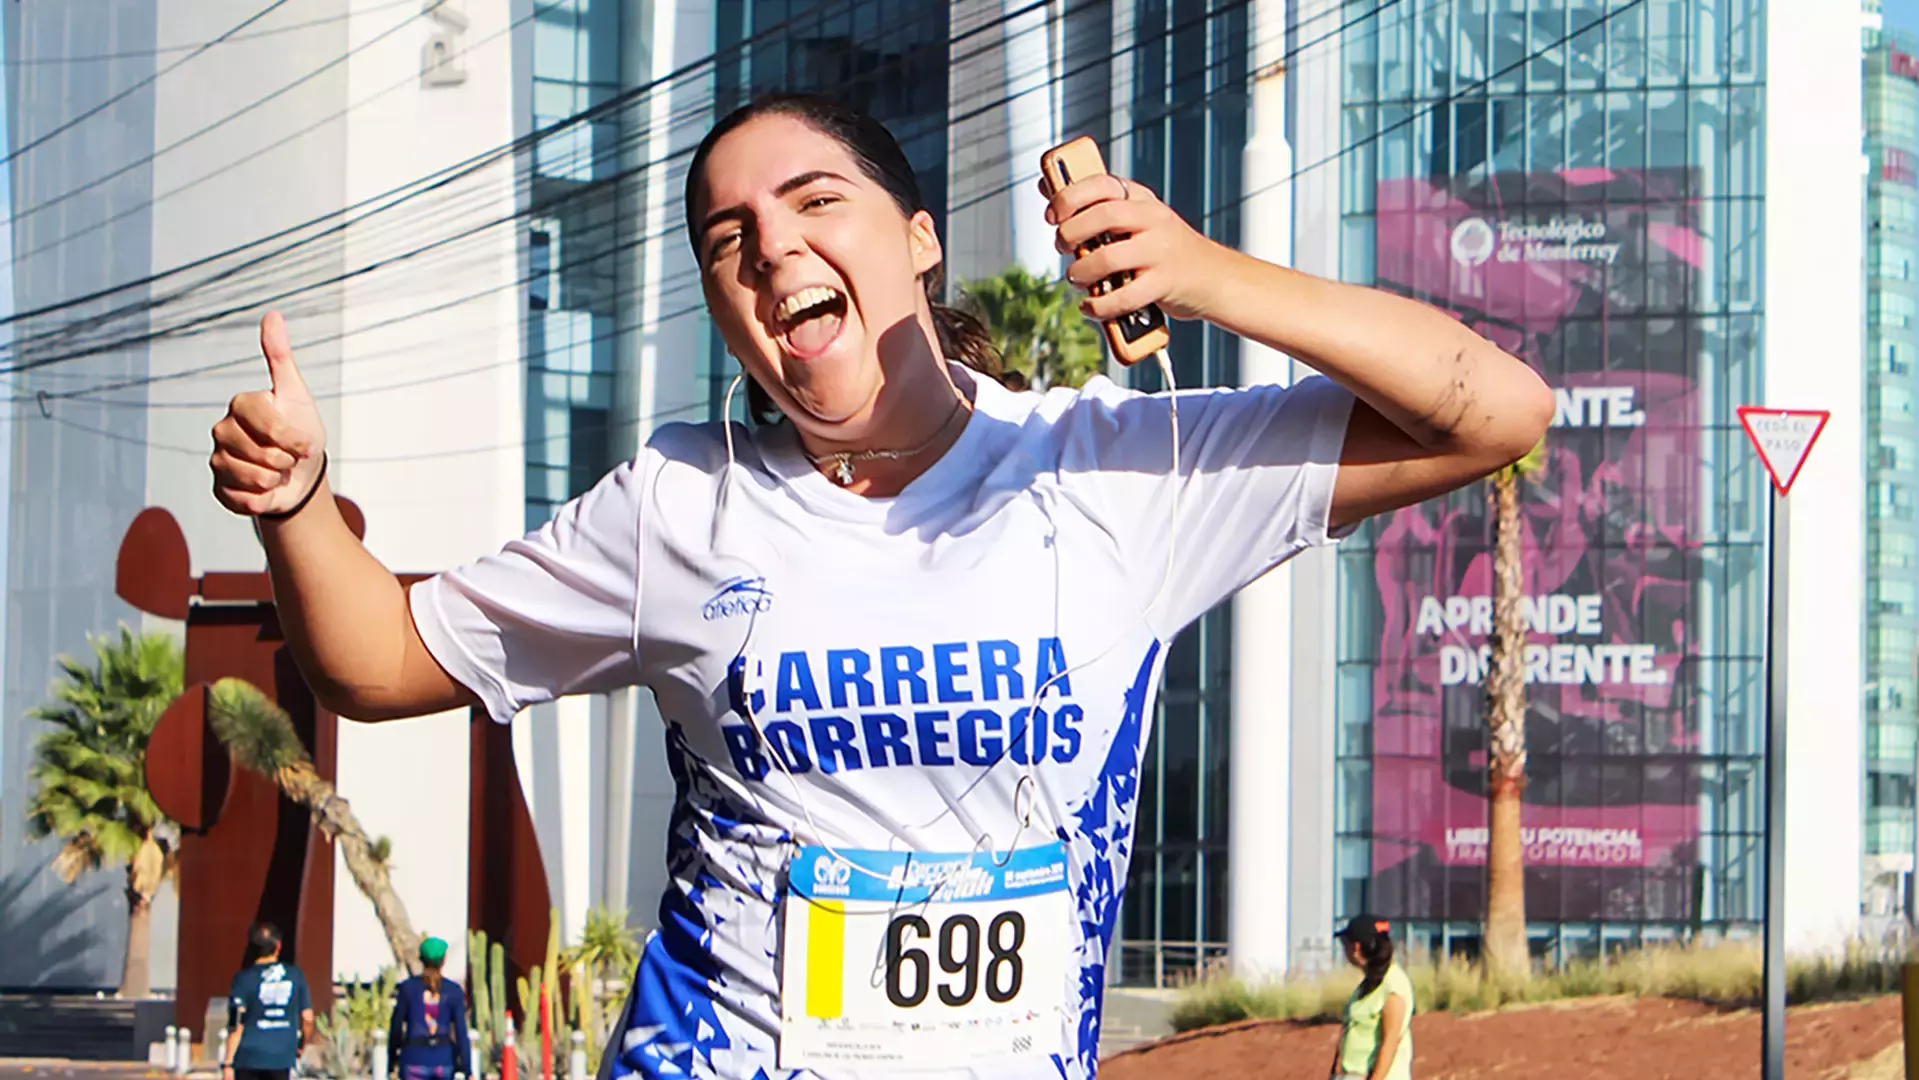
[1330, 915, 1413, 1080]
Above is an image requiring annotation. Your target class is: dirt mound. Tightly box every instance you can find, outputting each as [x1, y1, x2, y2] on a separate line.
[1099, 995, 1905, 1079]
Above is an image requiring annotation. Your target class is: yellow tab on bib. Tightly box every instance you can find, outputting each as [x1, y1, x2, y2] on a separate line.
[805, 899, 845, 1019]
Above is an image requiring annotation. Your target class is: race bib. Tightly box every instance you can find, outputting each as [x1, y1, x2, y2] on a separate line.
[777, 843, 1072, 1071]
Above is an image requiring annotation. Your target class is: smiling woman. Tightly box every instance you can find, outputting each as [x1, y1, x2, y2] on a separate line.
[685, 96, 1002, 452]
[206, 92, 1551, 1080]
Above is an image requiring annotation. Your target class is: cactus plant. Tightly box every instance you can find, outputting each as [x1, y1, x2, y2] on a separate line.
[490, 940, 508, 1052]
[570, 958, 594, 1064]
[564, 905, 639, 1065]
[515, 967, 544, 1080]
[542, 914, 561, 1080]
[468, 912, 631, 1080]
[468, 933, 487, 1041]
[309, 967, 401, 1079]
[468, 930, 497, 1071]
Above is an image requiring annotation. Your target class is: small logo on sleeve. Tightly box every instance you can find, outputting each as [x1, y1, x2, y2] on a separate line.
[702, 576, 775, 621]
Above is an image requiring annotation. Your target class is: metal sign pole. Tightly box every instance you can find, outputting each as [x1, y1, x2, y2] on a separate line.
[1761, 490, 1789, 1080]
[1735, 404, 1826, 1080]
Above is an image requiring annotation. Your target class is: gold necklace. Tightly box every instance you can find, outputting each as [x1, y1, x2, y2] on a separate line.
[804, 398, 967, 486]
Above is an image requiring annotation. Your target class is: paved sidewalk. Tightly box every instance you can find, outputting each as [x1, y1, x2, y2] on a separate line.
[0, 1063, 217, 1080]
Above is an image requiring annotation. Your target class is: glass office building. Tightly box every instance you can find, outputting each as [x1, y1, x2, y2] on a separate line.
[1111, 0, 1252, 984]
[512, 0, 1834, 978]
[525, 0, 629, 527]
[1331, 0, 1771, 961]
[0, 0, 163, 989]
[1863, 25, 1919, 910]
[703, 0, 955, 417]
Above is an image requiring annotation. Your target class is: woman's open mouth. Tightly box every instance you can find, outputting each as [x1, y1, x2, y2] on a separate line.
[774, 285, 848, 360]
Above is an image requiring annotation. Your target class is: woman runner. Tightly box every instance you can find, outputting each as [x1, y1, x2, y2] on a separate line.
[1329, 915, 1413, 1080]
[388, 937, 472, 1080]
[208, 94, 1552, 1080]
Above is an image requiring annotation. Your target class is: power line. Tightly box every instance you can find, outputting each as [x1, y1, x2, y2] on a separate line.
[46, 390, 719, 463]
[1, 0, 1289, 367]
[32, 0, 1606, 464]
[21, 0, 1398, 407]
[8, 0, 438, 229]
[1, 0, 301, 170]
[4, 0, 553, 276]
[6, 0, 421, 66]
[0, 0, 887, 341]
[0, 0, 1087, 370]
[18, 0, 1617, 422]
[18, 0, 1395, 405]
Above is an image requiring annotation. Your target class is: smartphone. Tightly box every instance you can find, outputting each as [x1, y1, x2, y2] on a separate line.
[1038, 136, 1170, 366]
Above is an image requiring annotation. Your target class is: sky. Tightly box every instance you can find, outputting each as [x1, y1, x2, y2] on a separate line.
[1891, 0, 1919, 39]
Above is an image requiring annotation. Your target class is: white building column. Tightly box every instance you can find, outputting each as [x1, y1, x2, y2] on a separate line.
[515, 696, 597, 945]
[626, 692, 678, 934]
[1227, 0, 1294, 981]
[601, 687, 639, 913]
[1764, 0, 1866, 952]
[634, 0, 715, 428]
[1003, 0, 1059, 273]
[1285, 0, 1345, 973]
[327, 0, 521, 983]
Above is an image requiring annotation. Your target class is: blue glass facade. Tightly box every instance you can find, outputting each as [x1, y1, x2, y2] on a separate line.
[1114, 0, 1250, 985]
[0, 0, 159, 988]
[1864, 28, 1919, 892]
[1331, 0, 1771, 962]
[706, 0, 955, 417]
[525, 0, 627, 527]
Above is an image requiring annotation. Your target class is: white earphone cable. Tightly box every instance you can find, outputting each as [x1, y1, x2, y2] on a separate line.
[713, 341, 1184, 882]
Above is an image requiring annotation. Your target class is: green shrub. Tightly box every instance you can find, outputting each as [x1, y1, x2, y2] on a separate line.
[1167, 934, 1911, 1033]
[313, 967, 402, 1079]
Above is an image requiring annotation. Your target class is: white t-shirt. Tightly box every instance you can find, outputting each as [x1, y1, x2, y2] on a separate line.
[410, 367, 1354, 1080]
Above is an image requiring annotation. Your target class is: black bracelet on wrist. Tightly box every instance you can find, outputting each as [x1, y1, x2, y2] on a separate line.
[259, 453, 328, 522]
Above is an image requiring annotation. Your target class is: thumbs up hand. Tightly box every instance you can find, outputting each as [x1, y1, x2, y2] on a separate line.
[211, 311, 330, 517]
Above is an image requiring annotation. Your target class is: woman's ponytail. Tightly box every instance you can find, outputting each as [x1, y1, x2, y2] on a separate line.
[1355, 935, 1394, 999]
[926, 270, 1001, 380]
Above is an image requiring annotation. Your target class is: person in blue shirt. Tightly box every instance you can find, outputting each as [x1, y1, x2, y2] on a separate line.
[389, 936, 472, 1080]
[222, 922, 314, 1080]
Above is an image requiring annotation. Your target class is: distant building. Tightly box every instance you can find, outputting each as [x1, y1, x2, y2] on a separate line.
[1861, 15, 1919, 920]
[1300, 0, 1866, 964]
[0, 0, 1869, 997]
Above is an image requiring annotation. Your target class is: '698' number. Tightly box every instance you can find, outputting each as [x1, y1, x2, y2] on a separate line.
[883, 911, 1025, 1008]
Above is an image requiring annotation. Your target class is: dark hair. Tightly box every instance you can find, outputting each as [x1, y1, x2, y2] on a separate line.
[423, 966, 442, 994]
[246, 922, 282, 963]
[1353, 933, 1394, 999]
[685, 93, 1001, 423]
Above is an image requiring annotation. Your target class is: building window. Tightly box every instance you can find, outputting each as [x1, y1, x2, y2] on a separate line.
[708, 0, 954, 421]
[524, 0, 624, 528]
[1109, 0, 1249, 986]
[1333, 0, 1767, 960]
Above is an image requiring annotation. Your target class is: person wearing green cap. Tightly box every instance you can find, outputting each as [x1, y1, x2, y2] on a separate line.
[389, 936, 472, 1080]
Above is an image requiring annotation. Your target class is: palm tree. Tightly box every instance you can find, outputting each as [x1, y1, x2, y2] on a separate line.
[1482, 439, 1546, 977]
[564, 905, 640, 1058]
[567, 906, 640, 990]
[958, 265, 1104, 391]
[25, 626, 184, 998]
[206, 677, 422, 973]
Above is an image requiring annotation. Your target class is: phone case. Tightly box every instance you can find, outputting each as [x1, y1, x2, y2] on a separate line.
[1039, 136, 1170, 367]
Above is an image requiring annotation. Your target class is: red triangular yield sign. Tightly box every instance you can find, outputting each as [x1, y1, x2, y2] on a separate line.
[1736, 406, 1830, 496]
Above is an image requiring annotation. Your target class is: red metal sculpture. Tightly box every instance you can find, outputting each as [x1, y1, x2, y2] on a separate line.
[118, 501, 551, 1038]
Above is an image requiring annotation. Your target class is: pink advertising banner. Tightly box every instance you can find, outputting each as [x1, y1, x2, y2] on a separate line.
[1363, 167, 1706, 923]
